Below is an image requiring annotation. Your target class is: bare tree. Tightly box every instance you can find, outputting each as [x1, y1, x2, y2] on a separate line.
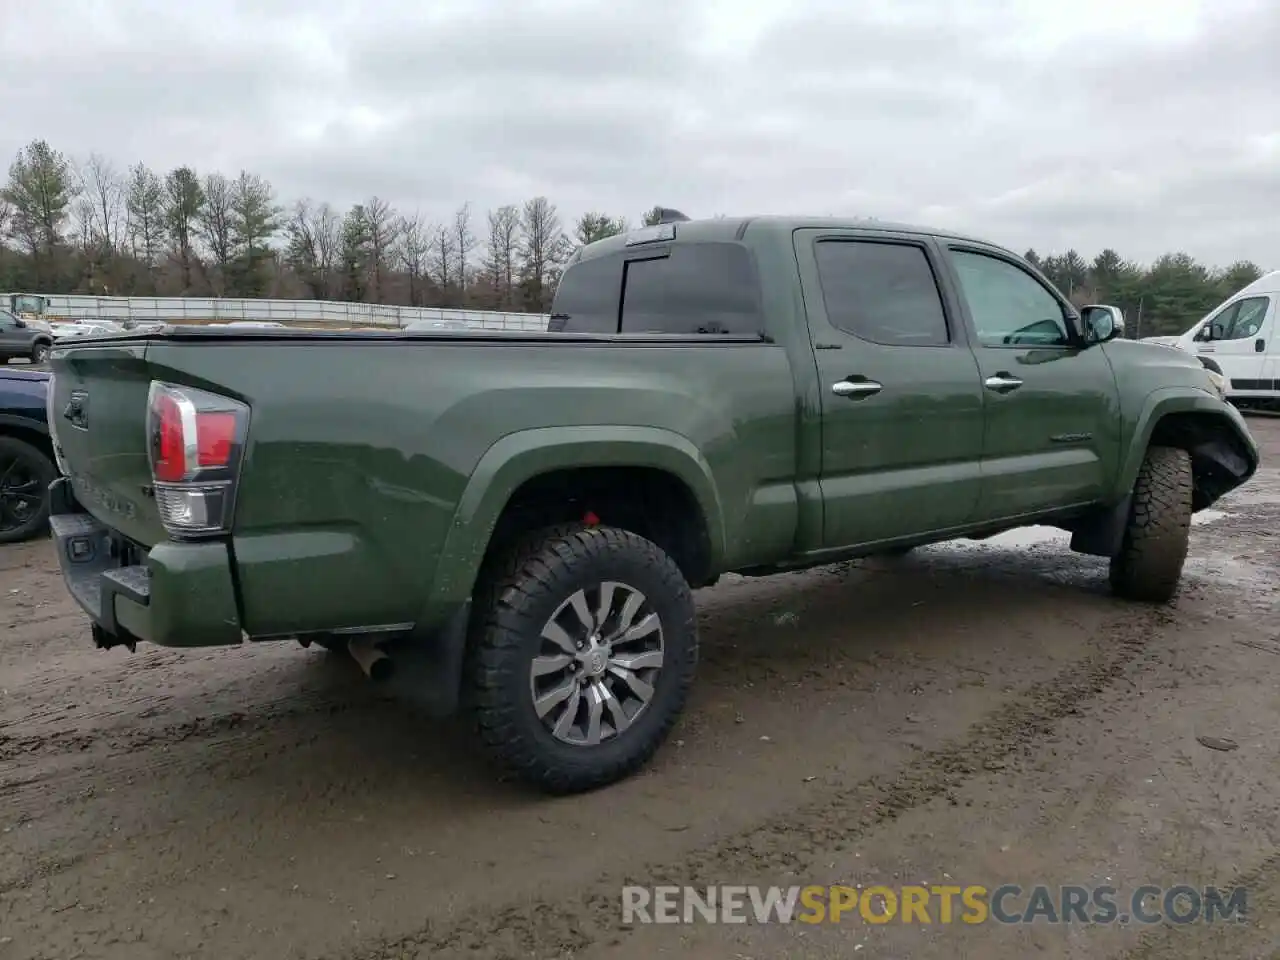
[453, 201, 476, 298]
[483, 204, 521, 309]
[284, 198, 342, 299]
[70, 195, 102, 290]
[363, 196, 400, 303]
[396, 211, 431, 306]
[518, 196, 568, 312]
[429, 222, 456, 295]
[197, 173, 234, 291]
[80, 153, 124, 254]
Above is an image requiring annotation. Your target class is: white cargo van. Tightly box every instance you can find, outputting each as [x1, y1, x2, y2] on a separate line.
[1142, 270, 1280, 408]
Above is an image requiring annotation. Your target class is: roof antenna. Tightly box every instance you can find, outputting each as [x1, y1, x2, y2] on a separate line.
[656, 207, 690, 224]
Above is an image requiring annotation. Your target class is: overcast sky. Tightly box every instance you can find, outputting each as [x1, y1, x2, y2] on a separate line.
[3, 0, 1277, 270]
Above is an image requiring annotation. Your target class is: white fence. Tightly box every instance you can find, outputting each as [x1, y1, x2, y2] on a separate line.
[6, 293, 551, 332]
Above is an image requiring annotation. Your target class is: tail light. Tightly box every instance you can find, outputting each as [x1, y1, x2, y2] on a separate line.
[146, 381, 249, 537]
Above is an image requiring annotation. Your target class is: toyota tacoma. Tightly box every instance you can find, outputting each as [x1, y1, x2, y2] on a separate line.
[43, 214, 1258, 792]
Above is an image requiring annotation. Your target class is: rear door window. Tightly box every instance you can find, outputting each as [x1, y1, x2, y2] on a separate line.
[813, 240, 950, 346]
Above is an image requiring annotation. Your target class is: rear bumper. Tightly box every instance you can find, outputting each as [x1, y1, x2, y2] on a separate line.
[48, 477, 242, 648]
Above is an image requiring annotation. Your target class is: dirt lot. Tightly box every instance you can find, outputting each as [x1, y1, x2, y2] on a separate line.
[3, 419, 1280, 960]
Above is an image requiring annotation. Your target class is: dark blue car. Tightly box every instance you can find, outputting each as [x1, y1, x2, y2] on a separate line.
[0, 368, 56, 543]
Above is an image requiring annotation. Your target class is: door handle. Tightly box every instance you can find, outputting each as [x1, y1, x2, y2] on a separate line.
[984, 374, 1024, 394]
[832, 378, 883, 398]
[1256, 339, 1265, 353]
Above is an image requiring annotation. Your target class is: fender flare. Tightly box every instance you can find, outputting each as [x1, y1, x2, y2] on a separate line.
[423, 425, 727, 611]
[1114, 388, 1256, 499]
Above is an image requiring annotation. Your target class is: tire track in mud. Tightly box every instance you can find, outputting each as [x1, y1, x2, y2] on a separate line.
[1116, 851, 1280, 960]
[348, 604, 1175, 960]
[0, 690, 375, 765]
[0, 563, 991, 772]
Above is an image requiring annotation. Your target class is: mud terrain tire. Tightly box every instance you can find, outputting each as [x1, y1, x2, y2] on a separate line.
[470, 524, 697, 794]
[1109, 445, 1193, 603]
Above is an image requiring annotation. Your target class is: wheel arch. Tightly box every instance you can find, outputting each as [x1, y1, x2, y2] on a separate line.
[422, 426, 727, 617]
[1117, 390, 1258, 511]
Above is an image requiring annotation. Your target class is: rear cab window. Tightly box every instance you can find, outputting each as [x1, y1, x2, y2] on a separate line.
[550, 242, 764, 336]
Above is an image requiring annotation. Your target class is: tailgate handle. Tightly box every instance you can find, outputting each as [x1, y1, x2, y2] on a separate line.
[63, 391, 88, 429]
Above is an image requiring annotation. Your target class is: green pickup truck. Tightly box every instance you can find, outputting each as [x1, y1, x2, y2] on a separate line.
[45, 215, 1258, 793]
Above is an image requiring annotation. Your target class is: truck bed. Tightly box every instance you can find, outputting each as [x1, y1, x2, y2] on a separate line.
[47, 329, 798, 642]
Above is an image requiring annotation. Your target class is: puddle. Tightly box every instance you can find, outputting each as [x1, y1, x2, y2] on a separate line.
[1193, 509, 1231, 525]
[978, 526, 1067, 548]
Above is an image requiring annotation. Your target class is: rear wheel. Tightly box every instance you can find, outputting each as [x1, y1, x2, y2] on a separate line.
[0, 436, 56, 544]
[1109, 445, 1193, 603]
[470, 524, 698, 793]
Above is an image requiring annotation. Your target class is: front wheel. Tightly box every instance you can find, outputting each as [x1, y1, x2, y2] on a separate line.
[470, 525, 698, 793]
[1109, 445, 1193, 603]
[30, 340, 51, 365]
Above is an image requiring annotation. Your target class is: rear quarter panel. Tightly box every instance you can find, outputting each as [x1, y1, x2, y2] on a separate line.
[144, 338, 799, 637]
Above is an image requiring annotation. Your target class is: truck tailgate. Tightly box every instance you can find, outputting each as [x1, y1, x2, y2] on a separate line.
[49, 339, 169, 546]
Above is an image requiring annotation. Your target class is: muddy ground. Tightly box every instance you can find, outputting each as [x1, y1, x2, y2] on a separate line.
[3, 418, 1280, 960]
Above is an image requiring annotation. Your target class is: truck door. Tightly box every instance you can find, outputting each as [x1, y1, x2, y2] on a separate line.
[792, 229, 987, 548]
[1195, 295, 1274, 397]
[0, 310, 24, 358]
[938, 244, 1120, 522]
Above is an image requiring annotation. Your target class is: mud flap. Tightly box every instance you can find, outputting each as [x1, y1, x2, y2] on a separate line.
[1069, 494, 1132, 558]
[383, 600, 472, 717]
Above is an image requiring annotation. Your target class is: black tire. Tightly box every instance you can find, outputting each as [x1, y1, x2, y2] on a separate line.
[470, 524, 697, 794]
[30, 340, 51, 365]
[0, 436, 56, 544]
[1109, 445, 1193, 603]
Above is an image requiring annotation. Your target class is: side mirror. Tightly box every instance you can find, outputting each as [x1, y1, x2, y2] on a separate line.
[1208, 320, 1228, 340]
[1081, 305, 1123, 344]
[12, 318, 26, 329]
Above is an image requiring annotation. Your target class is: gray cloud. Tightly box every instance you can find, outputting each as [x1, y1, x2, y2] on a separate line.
[1, 0, 1276, 268]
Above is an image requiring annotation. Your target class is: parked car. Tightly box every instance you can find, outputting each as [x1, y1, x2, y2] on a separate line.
[0, 367, 55, 543]
[49, 319, 124, 340]
[1139, 270, 1280, 410]
[43, 214, 1258, 792]
[0, 308, 54, 364]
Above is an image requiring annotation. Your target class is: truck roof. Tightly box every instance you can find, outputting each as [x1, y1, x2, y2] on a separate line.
[576, 215, 1006, 262]
[1233, 269, 1280, 298]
